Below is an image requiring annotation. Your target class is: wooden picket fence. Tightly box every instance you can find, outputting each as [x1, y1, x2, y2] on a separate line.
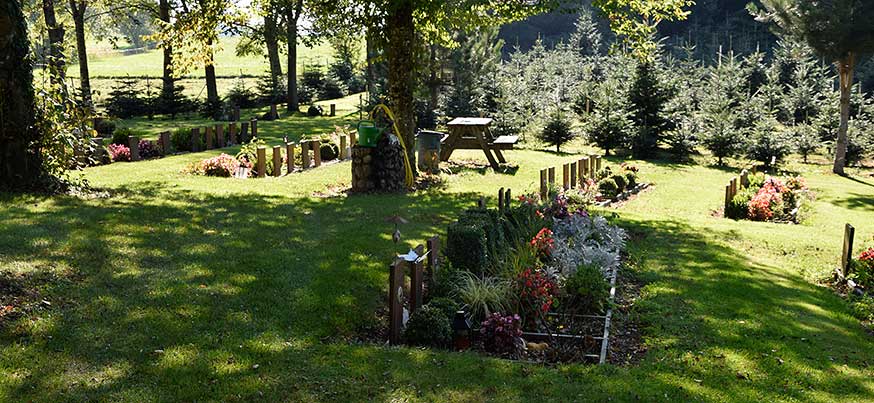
[723, 167, 756, 212]
[538, 154, 603, 200]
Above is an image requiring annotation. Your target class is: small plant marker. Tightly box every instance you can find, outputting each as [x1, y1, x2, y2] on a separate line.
[842, 223, 856, 278]
[312, 140, 321, 167]
[256, 146, 266, 178]
[286, 142, 295, 174]
[272, 146, 282, 177]
[129, 136, 140, 161]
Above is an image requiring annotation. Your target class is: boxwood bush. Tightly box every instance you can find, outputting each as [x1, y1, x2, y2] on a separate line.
[403, 304, 452, 347]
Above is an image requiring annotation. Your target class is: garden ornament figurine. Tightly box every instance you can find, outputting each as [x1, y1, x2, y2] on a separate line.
[385, 215, 408, 244]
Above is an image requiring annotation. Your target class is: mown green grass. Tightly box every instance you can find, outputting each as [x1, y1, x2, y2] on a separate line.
[1, 137, 873, 401]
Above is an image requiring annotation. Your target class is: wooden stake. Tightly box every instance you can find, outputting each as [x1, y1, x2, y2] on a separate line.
[427, 236, 440, 277]
[578, 159, 585, 185]
[388, 258, 405, 345]
[570, 162, 577, 189]
[250, 118, 258, 138]
[159, 131, 171, 155]
[340, 135, 348, 160]
[505, 188, 511, 209]
[129, 136, 140, 161]
[540, 169, 548, 200]
[286, 143, 295, 174]
[548, 167, 556, 187]
[581, 157, 589, 179]
[498, 188, 505, 211]
[562, 164, 570, 190]
[410, 245, 425, 314]
[842, 223, 856, 278]
[191, 128, 201, 152]
[272, 146, 282, 177]
[312, 140, 321, 167]
[216, 124, 225, 148]
[240, 122, 249, 143]
[724, 184, 731, 212]
[229, 122, 238, 145]
[301, 142, 311, 169]
[330, 103, 336, 117]
[257, 146, 266, 178]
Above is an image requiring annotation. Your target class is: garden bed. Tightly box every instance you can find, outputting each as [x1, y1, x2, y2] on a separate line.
[722, 171, 813, 223]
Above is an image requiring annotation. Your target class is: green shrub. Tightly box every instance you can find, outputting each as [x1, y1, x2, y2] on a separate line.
[725, 187, 756, 219]
[746, 121, 790, 167]
[598, 178, 620, 199]
[624, 171, 638, 188]
[94, 119, 116, 136]
[539, 111, 576, 153]
[446, 220, 489, 274]
[403, 305, 452, 347]
[307, 105, 323, 117]
[595, 166, 612, 181]
[610, 174, 627, 193]
[426, 297, 459, 319]
[171, 128, 193, 152]
[746, 172, 766, 189]
[319, 142, 339, 161]
[848, 294, 874, 323]
[453, 272, 511, 323]
[110, 128, 130, 146]
[429, 260, 461, 300]
[564, 263, 610, 313]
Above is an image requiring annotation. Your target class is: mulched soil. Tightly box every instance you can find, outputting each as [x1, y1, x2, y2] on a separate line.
[0, 271, 63, 330]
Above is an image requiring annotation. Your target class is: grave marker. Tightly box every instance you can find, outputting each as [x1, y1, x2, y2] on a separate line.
[562, 164, 570, 190]
[570, 162, 577, 188]
[581, 157, 589, 179]
[330, 103, 336, 116]
[159, 131, 171, 155]
[340, 135, 348, 160]
[410, 245, 425, 313]
[250, 118, 258, 138]
[548, 167, 556, 187]
[498, 188, 505, 211]
[540, 169, 548, 200]
[426, 236, 440, 277]
[240, 122, 249, 143]
[578, 159, 585, 185]
[595, 156, 602, 172]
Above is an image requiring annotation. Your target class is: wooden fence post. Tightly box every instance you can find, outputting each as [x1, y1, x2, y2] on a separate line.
[159, 131, 171, 155]
[191, 128, 201, 152]
[842, 223, 856, 278]
[286, 142, 295, 174]
[740, 170, 749, 188]
[250, 118, 258, 138]
[498, 188, 505, 211]
[312, 140, 321, 167]
[504, 188, 511, 209]
[595, 156, 602, 172]
[330, 103, 336, 117]
[581, 157, 589, 179]
[240, 122, 249, 143]
[205, 126, 215, 149]
[340, 135, 348, 160]
[257, 146, 266, 178]
[301, 142, 311, 169]
[570, 162, 577, 188]
[216, 124, 225, 148]
[388, 258, 406, 345]
[540, 169, 548, 200]
[350, 131, 357, 146]
[562, 164, 570, 190]
[410, 245, 425, 314]
[724, 184, 732, 212]
[730, 177, 738, 200]
[129, 136, 140, 161]
[229, 122, 238, 145]
[578, 159, 585, 185]
[548, 167, 556, 187]
[272, 146, 282, 177]
[426, 236, 440, 277]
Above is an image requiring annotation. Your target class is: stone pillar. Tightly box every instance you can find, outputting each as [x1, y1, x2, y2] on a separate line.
[257, 146, 266, 178]
[129, 136, 140, 161]
[351, 146, 374, 192]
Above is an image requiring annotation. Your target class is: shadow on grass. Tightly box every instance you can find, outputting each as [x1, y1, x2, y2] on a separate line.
[0, 189, 872, 401]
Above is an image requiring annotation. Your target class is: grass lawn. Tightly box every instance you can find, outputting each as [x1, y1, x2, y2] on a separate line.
[1, 132, 873, 401]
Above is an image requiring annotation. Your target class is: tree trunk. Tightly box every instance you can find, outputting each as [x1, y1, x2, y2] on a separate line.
[285, 0, 300, 114]
[833, 53, 855, 175]
[42, 0, 65, 85]
[386, 0, 416, 173]
[70, 0, 91, 108]
[264, 9, 282, 84]
[365, 27, 376, 97]
[0, 0, 42, 189]
[427, 43, 439, 127]
[159, 0, 173, 98]
[204, 38, 219, 106]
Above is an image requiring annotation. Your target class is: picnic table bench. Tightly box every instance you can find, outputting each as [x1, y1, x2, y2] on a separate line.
[439, 117, 518, 170]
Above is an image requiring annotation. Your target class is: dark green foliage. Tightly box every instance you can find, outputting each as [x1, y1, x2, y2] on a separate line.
[747, 172, 766, 189]
[321, 77, 345, 100]
[428, 260, 461, 300]
[111, 128, 131, 145]
[300, 69, 326, 103]
[746, 118, 790, 167]
[445, 208, 514, 275]
[725, 187, 756, 220]
[105, 77, 150, 119]
[444, 28, 504, 120]
[564, 263, 609, 313]
[256, 73, 285, 106]
[598, 177, 619, 199]
[94, 119, 116, 137]
[319, 142, 339, 161]
[425, 297, 459, 319]
[624, 171, 638, 188]
[227, 77, 257, 109]
[539, 112, 575, 153]
[584, 75, 632, 156]
[610, 173, 627, 192]
[307, 105, 323, 117]
[792, 123, 819, 163]
[171, 128, 193, 152]
[403, 305, 452, 347]
[628, 61, 673, 158]
[154, 80, 195, 118]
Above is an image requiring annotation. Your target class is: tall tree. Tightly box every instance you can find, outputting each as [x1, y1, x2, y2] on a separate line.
[42, 0, 65, 85]
[263, 1, 282, 83]
[592, 0, 694, 62]
[158, 0, 174, 101]
[68, 0, 93, 107]
[1, 0, 42, 189]
[285, 0, 303, 113]
[751, 0, 874, 174]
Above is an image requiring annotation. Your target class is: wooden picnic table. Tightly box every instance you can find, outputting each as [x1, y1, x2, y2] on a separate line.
[440, 117, 518, 170]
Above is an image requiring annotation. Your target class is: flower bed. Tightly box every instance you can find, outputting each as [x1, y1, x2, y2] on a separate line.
[725, 173, 812, 223]
[846, 244, 874, 327]
[401, 189, 627, 363]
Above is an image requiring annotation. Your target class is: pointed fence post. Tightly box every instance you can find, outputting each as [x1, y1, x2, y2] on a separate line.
[256, 146, 266, 178]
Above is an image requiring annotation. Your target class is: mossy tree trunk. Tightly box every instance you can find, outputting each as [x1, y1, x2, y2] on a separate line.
[0, 0, 42, 189]
[42, 0, 65, 85]
[386, 0, 416, 173]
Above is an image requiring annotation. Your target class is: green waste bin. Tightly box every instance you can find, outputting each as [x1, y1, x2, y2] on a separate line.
[356, 121, 382, 148]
